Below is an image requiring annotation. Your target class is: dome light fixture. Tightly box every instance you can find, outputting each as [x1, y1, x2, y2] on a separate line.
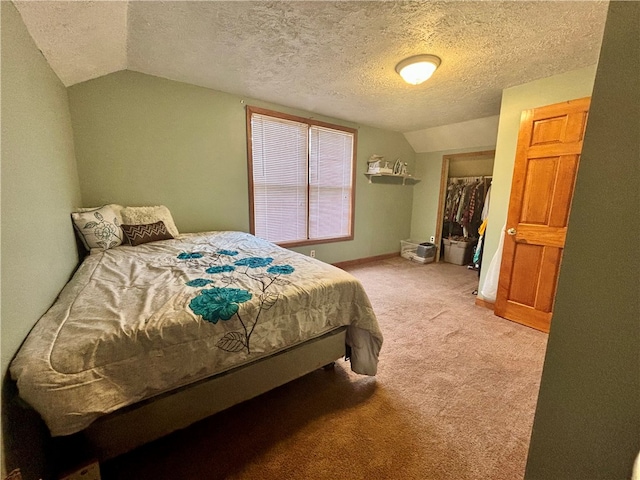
[395, 54, 441, 85]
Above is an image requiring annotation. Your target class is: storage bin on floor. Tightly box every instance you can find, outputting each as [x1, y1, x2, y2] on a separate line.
[401, 240, 436, 264]
[442, 238, 477, 265]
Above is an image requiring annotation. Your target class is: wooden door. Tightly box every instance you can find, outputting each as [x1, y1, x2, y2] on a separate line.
[494, 97, 590, 332]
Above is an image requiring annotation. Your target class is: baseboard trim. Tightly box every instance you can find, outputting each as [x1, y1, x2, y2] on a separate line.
[332, 252, 399, 269]
[475, 297, 495, 311]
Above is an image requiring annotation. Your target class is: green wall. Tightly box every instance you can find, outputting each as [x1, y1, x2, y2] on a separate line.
[525, 2, 640, 478]
[68, 71, 416, 264]
[1, 2, 83, 477]
[477, 65, 598, 295]
[409, 151, 442, 243]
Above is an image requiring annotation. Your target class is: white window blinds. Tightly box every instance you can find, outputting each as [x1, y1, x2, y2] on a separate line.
[248, 108, 355, 245]
[309, 126, 354, 240]
[251, 114, 308, 244]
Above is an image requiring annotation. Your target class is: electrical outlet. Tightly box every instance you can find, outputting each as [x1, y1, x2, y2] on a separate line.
[430, 236, 435, 243]
[310, 250, 316, 258]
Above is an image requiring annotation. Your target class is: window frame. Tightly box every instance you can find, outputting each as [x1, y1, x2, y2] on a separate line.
[246, 106, 357, 248]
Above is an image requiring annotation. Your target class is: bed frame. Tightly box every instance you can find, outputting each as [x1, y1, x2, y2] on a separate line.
[55, 327, 347, 464]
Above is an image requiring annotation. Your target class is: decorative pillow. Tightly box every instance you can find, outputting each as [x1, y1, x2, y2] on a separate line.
[75, 203, 124, 221]
[71, 205, 123, 252]
[121, 221, 174, 246]
[120, 205, 179, 238]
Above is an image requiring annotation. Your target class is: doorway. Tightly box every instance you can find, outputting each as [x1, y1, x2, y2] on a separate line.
[435, 150, 495, 268]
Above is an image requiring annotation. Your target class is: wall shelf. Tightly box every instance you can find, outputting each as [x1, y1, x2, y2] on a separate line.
[364, 173, 421, 185]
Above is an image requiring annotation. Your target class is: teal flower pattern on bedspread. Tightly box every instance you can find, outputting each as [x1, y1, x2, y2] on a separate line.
[189, 287, 252, 324]
[184, 252, 295, 354]
[206, 265, 236, 274]
[178, 252, 203, 259]
[234, 257, 273, 268]
[185, 278, 212, 287]
[267, 265, 295, 275]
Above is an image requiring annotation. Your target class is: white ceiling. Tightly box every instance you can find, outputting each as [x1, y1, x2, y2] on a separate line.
[14, 1, 608, 133]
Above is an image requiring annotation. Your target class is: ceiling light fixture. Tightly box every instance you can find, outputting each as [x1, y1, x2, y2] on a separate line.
[395, 54, 441, 85]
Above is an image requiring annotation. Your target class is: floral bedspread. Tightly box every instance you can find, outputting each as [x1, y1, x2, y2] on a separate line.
[10, 232, 382, 436]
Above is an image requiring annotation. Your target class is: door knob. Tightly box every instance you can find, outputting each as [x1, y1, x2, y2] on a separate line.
[507, 228, 517, 236]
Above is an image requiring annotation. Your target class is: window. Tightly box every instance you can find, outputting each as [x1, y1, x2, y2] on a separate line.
[247, 106, 356, 246]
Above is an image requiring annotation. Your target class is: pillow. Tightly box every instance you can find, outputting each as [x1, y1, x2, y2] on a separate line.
[75, 203, 124, 220]
[71, 204, 124, 252]
[120, 205, 179, 238]
[121, 221, 174, 246]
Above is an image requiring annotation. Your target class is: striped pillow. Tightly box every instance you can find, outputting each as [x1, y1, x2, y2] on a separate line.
[121, 221, 174, 246]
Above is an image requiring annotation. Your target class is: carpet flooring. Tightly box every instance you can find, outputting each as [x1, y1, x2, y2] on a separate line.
[102, 257, 547, 480]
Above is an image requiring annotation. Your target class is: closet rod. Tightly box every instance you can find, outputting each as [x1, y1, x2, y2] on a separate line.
[448, 175, 492, 183]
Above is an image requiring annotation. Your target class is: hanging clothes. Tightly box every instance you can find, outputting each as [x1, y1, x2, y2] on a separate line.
[473, 218, 488, 264]
[472, 184, 492, 273]
[443, 177, 491, 239]
[481, 185, 492, 221]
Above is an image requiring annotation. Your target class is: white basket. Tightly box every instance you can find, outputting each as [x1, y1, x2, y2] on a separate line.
[400, 239, 433, 264]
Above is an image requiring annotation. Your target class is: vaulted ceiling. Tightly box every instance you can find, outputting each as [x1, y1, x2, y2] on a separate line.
[14, 1, 608, 133]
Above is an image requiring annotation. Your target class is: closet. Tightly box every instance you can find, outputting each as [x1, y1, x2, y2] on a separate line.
[435, 150, 495, 268]
[443, 176, 491, 239]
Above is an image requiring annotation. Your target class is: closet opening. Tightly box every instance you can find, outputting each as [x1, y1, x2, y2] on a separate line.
[434, 150, 495, 277]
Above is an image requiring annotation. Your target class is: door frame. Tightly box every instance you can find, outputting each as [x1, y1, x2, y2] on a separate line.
[434, 149, 496, 262]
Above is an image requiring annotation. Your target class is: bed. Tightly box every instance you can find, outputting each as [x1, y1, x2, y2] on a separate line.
[9, 206, 382, 462]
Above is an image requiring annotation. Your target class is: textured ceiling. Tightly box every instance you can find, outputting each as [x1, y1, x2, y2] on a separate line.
[14, 1, 608, 132]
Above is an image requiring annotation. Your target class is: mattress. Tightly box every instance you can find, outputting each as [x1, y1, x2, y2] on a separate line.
[10, 231, 382, 437]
